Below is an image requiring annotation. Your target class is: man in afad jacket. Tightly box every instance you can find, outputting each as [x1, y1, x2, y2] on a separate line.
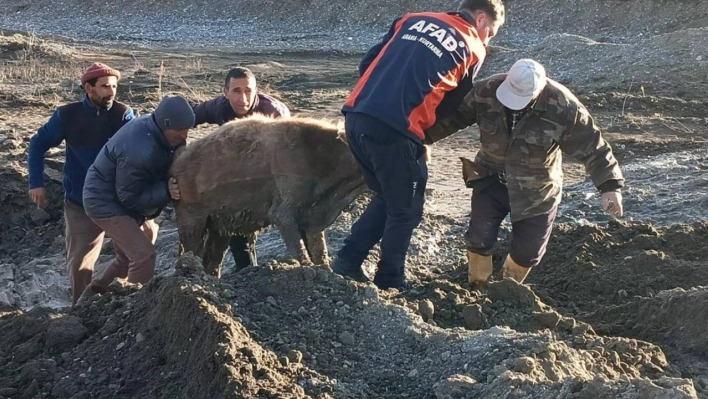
[26, 62, 135, 305]
[332, 0, 506, 290]
[81, 95, 195, 294]
[425, 59, 625, 286]
[191, 66, 290, 270]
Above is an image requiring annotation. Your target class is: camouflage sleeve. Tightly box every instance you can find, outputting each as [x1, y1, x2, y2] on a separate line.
[423, 90, 477, 145]
[559, 104, 624, 189]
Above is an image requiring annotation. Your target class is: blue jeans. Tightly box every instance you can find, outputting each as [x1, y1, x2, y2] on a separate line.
[336, 112, 427, 289]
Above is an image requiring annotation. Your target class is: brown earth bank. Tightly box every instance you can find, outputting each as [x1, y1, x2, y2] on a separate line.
[0, 254, 702, 398]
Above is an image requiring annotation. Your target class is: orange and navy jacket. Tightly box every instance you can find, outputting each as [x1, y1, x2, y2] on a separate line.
[342, 11, 487, 142]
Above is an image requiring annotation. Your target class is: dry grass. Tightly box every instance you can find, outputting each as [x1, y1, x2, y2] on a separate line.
[0, 31, 76, 60]
[0, 32, 87, 106]
[0, 32, 219, 111]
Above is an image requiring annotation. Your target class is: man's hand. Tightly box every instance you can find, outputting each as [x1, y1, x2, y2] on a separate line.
[601, 191, 623, 217]
[28, 187, 48, 208]
[168, 178, 180, 200]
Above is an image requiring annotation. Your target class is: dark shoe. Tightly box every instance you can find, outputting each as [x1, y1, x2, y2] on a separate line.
[331, 259, 370, 283]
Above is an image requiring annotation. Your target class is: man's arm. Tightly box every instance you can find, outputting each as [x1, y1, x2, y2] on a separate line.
[273, 101, 291, 118]
[435, 70, 475, 122]
[261, 95, 291, 118]
[27, 109, 65, 189]
[114, 153, 171, 213]
[359, 17, 402, 76]
[423, 88, 478, 145]
[559, 104, 624, 190]
[191, 97, 221, 126]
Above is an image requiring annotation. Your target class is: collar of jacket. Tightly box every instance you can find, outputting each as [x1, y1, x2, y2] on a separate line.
[148, 114, 176, 151]
[82, 94, 113, 114]
[454, 10, 477, 26]
[242, 92, 262, 116]
[220, 92, 262, 120]
[531, 88, 550, 113]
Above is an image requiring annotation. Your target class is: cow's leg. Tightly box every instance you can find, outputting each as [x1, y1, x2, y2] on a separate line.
[201, 227, 231, 278]
[277, 222, 311, 265]
[247, 232, 259, 267]
[177, 217, 207, 260]
[299, 229, 313, 260]
[305, 231, 329, 266]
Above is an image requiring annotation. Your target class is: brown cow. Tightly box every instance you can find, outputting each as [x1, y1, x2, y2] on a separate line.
[169, 114, 367, 277]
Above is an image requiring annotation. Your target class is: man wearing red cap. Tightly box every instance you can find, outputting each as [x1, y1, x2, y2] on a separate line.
[424, 58, 624, 287]
[27, 62, 135, 305]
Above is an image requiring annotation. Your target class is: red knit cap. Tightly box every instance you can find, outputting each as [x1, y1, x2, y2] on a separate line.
[81, 63, 121, 84]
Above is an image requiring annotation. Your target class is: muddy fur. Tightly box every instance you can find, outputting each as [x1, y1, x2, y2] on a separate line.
[170, 114, 367, 276]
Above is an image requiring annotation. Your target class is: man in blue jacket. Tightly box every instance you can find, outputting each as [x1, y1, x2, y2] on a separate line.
[26, 62, 135, 305]
[82, 95, 194, 293]
[191, 67, 290, 270]
[332, 0, 505, 290]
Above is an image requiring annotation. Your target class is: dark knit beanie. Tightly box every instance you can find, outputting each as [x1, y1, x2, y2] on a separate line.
[81, 63, 121, 84]
[153, 95, 195, 131]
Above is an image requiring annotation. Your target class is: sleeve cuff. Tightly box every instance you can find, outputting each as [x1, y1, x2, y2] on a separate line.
[597, 179, 624, 193]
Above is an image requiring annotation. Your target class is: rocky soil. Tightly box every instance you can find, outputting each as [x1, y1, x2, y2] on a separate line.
[0, 254, 701, 398]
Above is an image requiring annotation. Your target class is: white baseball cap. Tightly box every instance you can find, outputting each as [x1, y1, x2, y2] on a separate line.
[496, 59, 547, 110]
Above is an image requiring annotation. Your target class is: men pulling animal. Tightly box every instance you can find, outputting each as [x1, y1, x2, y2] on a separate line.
[27, 40, 624, 304]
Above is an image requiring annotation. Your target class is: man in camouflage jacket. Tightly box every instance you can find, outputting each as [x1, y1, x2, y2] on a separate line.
[424, 59, 624, 285]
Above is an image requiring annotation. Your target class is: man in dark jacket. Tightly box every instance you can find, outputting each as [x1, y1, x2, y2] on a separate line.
[27, 62, 135, 305]
[82, 95, 194, 292]
[191, 66, 290, 270]
[332, 0, 505, 290]
[193, 67, 290, 125]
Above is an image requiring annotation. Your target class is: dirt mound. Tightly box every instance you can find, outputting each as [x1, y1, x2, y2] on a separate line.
[525, 219, 708, 314]
[587, 286, 708, 364]
[0, 254, 699, 398]
[510, 219, 708, 392]
[0, 254, 327, 399]
[223, 259, 698, 398]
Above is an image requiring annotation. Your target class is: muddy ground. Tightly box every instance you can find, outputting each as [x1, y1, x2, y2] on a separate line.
[0, 14, 707, 399]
